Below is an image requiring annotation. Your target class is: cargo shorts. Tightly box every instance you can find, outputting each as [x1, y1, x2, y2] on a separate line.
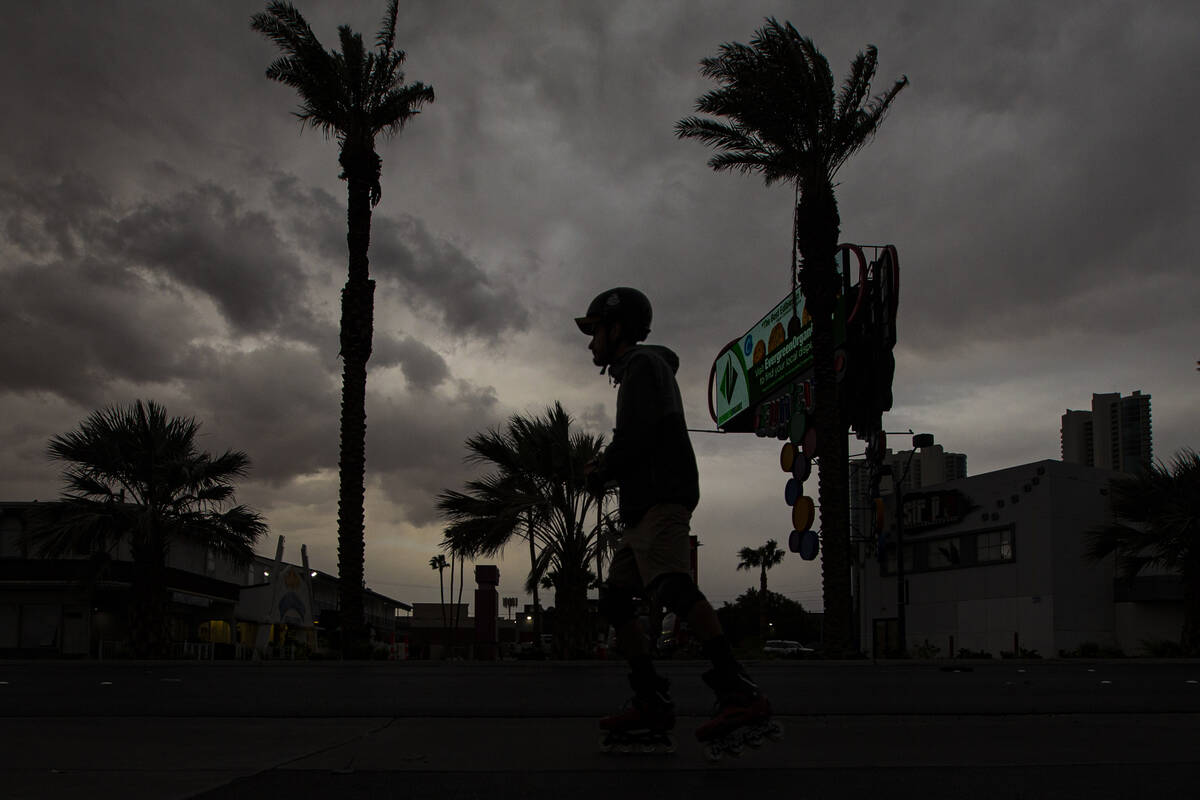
[606, 503, 693, 592]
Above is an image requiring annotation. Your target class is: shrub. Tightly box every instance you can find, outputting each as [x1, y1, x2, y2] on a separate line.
[912, 639, 941, 659]
[956, 648, 993, 659]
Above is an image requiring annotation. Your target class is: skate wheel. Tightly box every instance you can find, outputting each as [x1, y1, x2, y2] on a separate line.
[702, 743, 722, 763]
[766, 720, 784, 741]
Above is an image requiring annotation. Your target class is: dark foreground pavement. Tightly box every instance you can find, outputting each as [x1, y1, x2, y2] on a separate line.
[3, 660, 1199, 799]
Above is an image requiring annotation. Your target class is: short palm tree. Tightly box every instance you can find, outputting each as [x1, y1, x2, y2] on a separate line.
[429, 553, 449, 633]
[1086, 449, 1200, 654]
[30, 400, 267, 658]
[737, 539, 787, 637]
[677, 19, 906, 654]
[252, 1, 434, 654]
[436, 403, 615, 658]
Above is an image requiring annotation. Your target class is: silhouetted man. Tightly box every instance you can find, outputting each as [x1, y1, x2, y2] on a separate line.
[576, 287, 775, 755]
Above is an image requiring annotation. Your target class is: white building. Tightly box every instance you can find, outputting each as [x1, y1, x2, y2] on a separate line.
[857, 459, 1183, 658]
[1061, 391, 1153, 474]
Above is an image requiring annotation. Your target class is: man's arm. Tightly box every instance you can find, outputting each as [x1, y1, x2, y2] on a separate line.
[594, 351, 671, 485]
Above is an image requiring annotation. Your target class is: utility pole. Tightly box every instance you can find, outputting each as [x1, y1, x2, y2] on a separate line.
[888, 433, 934, 657]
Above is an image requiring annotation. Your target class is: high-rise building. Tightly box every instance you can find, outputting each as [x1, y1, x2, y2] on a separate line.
[1060, 391, 1152, 474]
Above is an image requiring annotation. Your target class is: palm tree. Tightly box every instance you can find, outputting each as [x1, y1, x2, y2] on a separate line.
[436, 403, 616, 658]
[429, 554, 449, 633]
[29, 400, 267, 657]
[737, 539, 787, 638]
[252, 2, 434, 655]
[1086, 449, 1200, 654]
[676, 19, 906, 655]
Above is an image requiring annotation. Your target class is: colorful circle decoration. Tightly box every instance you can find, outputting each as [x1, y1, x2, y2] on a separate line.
[768, 322, 786, 354]
[802, 426, 818, 459]
[789, 410, 807, 444]
[798, 529, 820, 561]
[752, 339, 766, 365]
[791, 495, 815, 531]
[785, 478, 801, 506]
[792, 451, 812, 482]
[779, 442, 796, 473]
[743, 334, 754, 356]
[788, 529, 802, 553]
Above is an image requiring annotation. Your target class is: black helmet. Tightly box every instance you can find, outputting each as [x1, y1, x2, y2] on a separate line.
[575, 287, 652, 342]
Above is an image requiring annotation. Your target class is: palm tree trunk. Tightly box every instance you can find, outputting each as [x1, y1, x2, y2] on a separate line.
[455, 553, 466, 656]
[595, 500, 604, 586]
[528, 511, 541, 641]
[438, 567, 446, 636]
[447, 552, 456, 656]
[758, 565, 768, 639]
[798, 181, 853, 657]
[336, 155, 377, 658]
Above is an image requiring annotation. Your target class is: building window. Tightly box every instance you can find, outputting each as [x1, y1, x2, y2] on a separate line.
[881, 526, 1015, 576]
[977, 529, 1013, 563]
[929, 537, 962, 568]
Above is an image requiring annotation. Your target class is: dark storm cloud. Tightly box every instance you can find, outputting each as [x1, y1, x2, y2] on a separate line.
[267, 171, 531, 340]
[826, 2, 1200, 355]
[370, 214, 531, 338]
[112, 181, 314, 337]
[0, 176, 212, 405]
[374, 335, 450, 391]
[367, 381, 501, 526]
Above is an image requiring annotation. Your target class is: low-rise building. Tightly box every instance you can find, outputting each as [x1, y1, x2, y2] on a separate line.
[858, 460, 1184, 658]
[0, 501, 409, 659]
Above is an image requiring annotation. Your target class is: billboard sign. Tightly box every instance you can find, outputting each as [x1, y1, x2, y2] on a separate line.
[709, 245, 866, 431]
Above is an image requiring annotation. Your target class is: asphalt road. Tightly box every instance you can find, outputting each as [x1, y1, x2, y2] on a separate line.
[2, 659, 1199, 800]
[2, 658, 1200, 717]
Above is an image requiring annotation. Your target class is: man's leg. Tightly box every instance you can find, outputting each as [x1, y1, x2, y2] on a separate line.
[649, 572, 740, 677]
[600, 547, 663, 689]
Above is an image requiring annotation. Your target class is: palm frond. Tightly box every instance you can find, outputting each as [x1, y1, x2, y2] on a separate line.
[376, 0, 399, 52]
[372, 82, 435, 138]
[827, 73, 909, 179]
[679, 17, 906, 193]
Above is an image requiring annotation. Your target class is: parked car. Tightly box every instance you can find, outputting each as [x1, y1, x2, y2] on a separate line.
[763, 639, 815, 657]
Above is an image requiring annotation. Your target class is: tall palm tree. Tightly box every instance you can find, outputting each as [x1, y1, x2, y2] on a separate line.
[29, 400, 267, 658]
[1086, 449, 1200, 654]
[429, 554, 449, 633]
[677, 19, 906, 655]
[252, 1, 434, 655]
[436, 403, 616, 658]
[737, 539, 787, 638]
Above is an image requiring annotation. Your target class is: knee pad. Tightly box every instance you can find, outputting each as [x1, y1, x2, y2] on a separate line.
[598, 583, 637, 626]
[649, 572, 704, 618]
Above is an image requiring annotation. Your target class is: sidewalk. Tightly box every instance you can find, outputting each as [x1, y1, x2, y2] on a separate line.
[6, 714, 1199, 799]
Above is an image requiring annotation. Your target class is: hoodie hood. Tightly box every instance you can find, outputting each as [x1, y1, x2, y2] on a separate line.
[609, 344, 679, 384]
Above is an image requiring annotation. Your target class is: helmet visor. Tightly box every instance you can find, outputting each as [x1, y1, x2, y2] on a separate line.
[575, 316, 600, 336]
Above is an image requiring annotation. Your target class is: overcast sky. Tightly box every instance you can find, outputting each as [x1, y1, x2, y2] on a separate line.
[3, 1, 1197, 613]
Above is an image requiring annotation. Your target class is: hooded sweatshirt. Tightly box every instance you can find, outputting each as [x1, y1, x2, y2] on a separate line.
[597, 344, 700, 527]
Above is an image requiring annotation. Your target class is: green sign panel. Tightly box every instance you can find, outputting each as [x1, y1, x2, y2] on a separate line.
[711, 246, 862, 431]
